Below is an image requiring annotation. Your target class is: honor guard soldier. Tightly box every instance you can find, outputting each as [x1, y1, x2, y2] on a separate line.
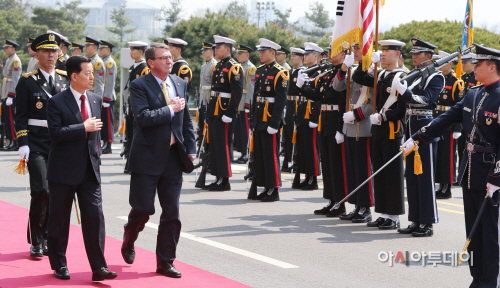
[398, 53, 410, 73]
[48, 31, 68, 71]
[350, 40, 407, 228]
[233, 44, 256, 164]
[292, 42, 323, 190]
[165, 38, 192, 93]
[198, 42, 217, 150]
[397, 38, 445, 237]
[99, 40, 117, 154]
[433, 51, 464, 199]
[62, 39, 70, 60]
[123, 41, 149, 173]
[15, 33, 70, 258]
[282, 47, 305, 172]
[276, 47, 291, 70]
[404, 44, 500, 287]
[71, 42, 84, 56]
[205, 35, 244, 191]
[85, 36, 105, 98]
[458, 53, 480, 168]
[1, 39, 22, 151]
[26, 38, 39, 72]
[247, 39, 287, 201]
[299, 38, 348, 216]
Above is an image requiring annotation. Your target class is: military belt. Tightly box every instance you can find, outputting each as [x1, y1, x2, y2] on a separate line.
[28, 119, 48, 127]
[321, 104, 339, 111]
[202, 85, 211, 89]
[287, 96, 299, 101]
[406, 109, 432, 116]
[256, 96, 274, 103]
[210, 91, 231, 98]
[435, 105, 451, 112]
[299, 96, 312, 102]
[466, 142, 497, 154]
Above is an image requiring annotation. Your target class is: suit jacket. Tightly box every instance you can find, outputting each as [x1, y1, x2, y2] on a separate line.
[46, 89, 102, 185]
[129, 73, 196, 176]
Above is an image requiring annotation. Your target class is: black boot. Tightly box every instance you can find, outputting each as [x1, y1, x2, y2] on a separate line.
[209, 177, 231, 191]
[301, 176, 318, 190]
[314, 200, 333, 215]
[325, 202, 346, 217]
[436, 184, 452, 199]
[261, 188, 279, 202]
[339, 206, 360, 220]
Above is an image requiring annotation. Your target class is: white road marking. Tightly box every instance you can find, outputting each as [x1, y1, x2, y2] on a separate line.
[117, 216, 298, 269]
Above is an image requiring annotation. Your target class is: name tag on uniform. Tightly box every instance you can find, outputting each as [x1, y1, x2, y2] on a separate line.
[464, 107, 471, 112]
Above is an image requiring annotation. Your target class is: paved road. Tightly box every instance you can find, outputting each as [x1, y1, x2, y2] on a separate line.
[0, 146, 472, 288]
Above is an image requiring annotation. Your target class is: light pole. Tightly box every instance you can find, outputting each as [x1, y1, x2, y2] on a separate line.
[256, 1, 275, 28]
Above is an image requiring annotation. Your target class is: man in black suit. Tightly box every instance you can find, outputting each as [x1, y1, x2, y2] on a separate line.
[46, 55, 117, 281]
[121, 43, 196, 278]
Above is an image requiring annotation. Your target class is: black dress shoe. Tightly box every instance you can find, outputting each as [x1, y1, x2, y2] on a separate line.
[54, 267, 70, 280]
[42, 240, 48, 256]
[203, 179, 219, 190]
[156, 262, 182, 278]
[379, 219, 400, 230]
[352, 208, 372, 223]
[102, 147, 112, 154]
[325, 203, 346, 217]
[92, 267, 117, 281]
[367, 217, 386, 228]
[314, 201, 333, 215]
[261, 188, 279, 202]
[397, 222, 420, 234]
[339, 206, 360, 220]
[412, 224, 433, 237]
[301, 177, 318, 190]
[121, 243, 135, 264]
[30, 244, 43, 258]
[251, 189, 268, 200]
[236, 156, 248, 164]
[209, 182, 231, 191]
[436, 184, 452, 199]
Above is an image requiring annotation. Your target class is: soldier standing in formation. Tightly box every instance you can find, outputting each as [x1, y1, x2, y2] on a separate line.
[276, 47, 291, 70]
[2, 39, 22, 151]
[165, 38, 192, 94]
[204, 35, 243, 191]
[71, 42, 84, 56]
[15, 33, 70, 258]
[85, 36, 105, 110]
[247, 39, 287, 202]
[99, 40, 117, 154]
[61, 39, 70, 60]
[48, 31, 68, 71]
[233, 44, 256, 164]
[197, 42, 217, 151]
[26, 38, 39, 72]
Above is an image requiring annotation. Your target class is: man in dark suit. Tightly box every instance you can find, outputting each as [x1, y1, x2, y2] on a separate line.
[121, 43, 196, 278]
[46, 55, 117, 281]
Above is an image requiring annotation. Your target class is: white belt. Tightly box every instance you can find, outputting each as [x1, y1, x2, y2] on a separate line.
[28, 119, 48, 127]
[256, 96, 275, 103]
[321, 104, 339, 111]
[406, 109, 432, 116]
[211, 91, 231, 98]
[3, 78, 12, 82]
[202, 85, 211, 89]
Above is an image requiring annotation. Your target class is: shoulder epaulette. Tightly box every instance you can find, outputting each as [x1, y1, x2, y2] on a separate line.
[106, 61, 115, 69]
[247, 66, 256, 75]
[22, 70, 38, 78]
[274, 63, 285, 71]
[257, 64, 265, 69]
[471, 84, 484, 90]
[55, 69, 67, 76]
[94, 61, 103, 71]
[140, 67, 150, 76]
[229, 58, 238, 65]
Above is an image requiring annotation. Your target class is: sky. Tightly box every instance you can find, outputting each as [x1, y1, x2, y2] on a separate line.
[136, 0, 500, 34]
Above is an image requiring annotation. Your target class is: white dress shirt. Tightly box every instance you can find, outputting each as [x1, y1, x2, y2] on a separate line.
[70, 85, 92, 119]
[152, 73, 177, 144]
[39, 68, 56, 87]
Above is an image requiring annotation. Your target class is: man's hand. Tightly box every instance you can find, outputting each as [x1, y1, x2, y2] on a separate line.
[343, 111, 355, 123]
[222, 115, 232, 123]
[6, 98, 13, 106]
[343, 53, 355, 70]
[335, 132, 344, 144]
[170, 97, 185, 113]
[102, 102, 110, 108]
[19, 145, 29, 160]
[371, 51, 382, 64]
[453, 132, 462, 139]
[296, 70, 308, 88]
[370, 113, 382, 125]
[396, 80, 408, 95]
[84, 117, 103, 132]
[402, 138, 416, 153]
[487, 183, 500, 198]
[188, 155, 196, 162]
[267, 126, 278, 134]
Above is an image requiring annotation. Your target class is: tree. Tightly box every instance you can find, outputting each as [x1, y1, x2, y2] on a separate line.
[56, 0, 89, 41]
[106, 2, 136, 45]
[159, 0, 182, 37]
[273, 8, 298, 30]
[305, 2, 334, 30]
[225, 0, 249, 21]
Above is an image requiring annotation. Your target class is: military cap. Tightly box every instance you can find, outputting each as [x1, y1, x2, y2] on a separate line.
[277, 47, 290, 55]
[31, 33, 61, 52]
[47, 30, 68, 44]
[128, 41, 148, 50]
[461, 53, 476, 62]
[201, 42, 214, 51]
[379, 39, 405, 51]
[71, 42, 84, 50]
[236, 44, 254, 53]
[304, 42, 324, 54]
[164, 38, 187, 48]
[257, 38, 280, 51]
[290, 47, 305, 56]
[409, 38, 437, 54]
[3, 39, 20, 48]
[99, 40, 115, 49]
[213, 35, 236, 46]
[27, 37, 35, 47]
[85, 36, 101, 46]
[472, 44, 500, 64]
[63, 39, 71, 47]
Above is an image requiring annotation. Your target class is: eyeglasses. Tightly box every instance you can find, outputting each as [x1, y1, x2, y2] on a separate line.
[152, 56, 172, 62]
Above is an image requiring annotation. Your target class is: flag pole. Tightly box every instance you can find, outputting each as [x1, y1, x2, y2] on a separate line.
[372, 0, 380, 114]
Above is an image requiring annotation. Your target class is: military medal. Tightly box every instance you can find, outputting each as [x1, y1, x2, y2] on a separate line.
[386, 87, 391, 93]
[235, 74, 240, 80]
[293, 77, 297, 82]
[221, 78, 224, 83]
[320, 86, 324, 92]
[486, 118, 492, 125]
[36, 97, 43, 109]
[266, 86, 271, 91]
[443, 95, 447, 99]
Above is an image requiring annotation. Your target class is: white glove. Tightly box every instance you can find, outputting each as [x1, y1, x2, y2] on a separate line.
[221, 115, 232, 123]
[6, 98, 13, 106]
[343, 111, 355, 123]
[371, 51, 382, 64]
[453, 132, 462, 139]
[335, 132, 344, 144]
[402, 138, 417, 153]
[396, 80, 408, 95]
[343, 53, 355, 68]
[296, 70, 308, 88]
[487, 183, 500, 198]
[309, 122, 318, 128]
[102, 102, 110, 108]
[370, 113, 382, 125]
[18, 145, 30, 160]
[267, 126, 278, 134]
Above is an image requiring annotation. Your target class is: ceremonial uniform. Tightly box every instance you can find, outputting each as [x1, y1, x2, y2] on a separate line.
[85, 37, 105, 97]
[26, 37, 38, 72]
[165, 38, 193, 94]
[198, 43, 217, 148]
[55, 54, 66, 71]
[71, 42, 84, 56]
[279, 61, 291, 70]
[1, 40, 22, 150]
[100, 41, 117, 152]
[398, 38, 445, 236]
[410, 44, 500, 287]
[205, 35, 243, 191]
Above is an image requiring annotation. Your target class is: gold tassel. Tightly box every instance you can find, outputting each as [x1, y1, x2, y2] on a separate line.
[318, 111, 322, 132]
[292, 127, 297, 144]
[304, 100, 311, 119]
[12, 159, 28, 175]
[249, 132, 254, 152]
[214, 96, 220, 116]
[195, 110, 199, 122]
[414, 146, 423, 175]
[389, 121, 400, 139]
[263, 100, 269, 122]
[295, 98, 298, 114]
[280, 128, 282, 135]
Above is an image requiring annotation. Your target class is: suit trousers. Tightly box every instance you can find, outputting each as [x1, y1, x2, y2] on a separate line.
[125, 146, 183, 264]
[48, 157, 106, 270]
[26, 152, 49, 245]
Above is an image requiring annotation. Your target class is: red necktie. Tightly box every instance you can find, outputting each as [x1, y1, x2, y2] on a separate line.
[80, 95, 89, 122]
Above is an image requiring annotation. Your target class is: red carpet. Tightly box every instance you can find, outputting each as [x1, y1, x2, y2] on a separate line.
[0, 200, 251, 288]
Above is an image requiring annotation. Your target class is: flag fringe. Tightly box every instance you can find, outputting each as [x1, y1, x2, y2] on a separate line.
[330, 28, 360, 57]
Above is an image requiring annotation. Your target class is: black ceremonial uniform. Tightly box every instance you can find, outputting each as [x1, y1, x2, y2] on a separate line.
[294, 65, 321, 189]
[15, 68, 69, 250]
[301, 64, 347, 208]
[433, 71, 463, 197]
[55, 54, 66, 71]
[249, 61, 287, 200]
[458, 71, 480, 167]
[171, 58, 192, 94]
[282, 66, 303, 171]
[206, 56, 243, 189]
[413, 79, 500, 288]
